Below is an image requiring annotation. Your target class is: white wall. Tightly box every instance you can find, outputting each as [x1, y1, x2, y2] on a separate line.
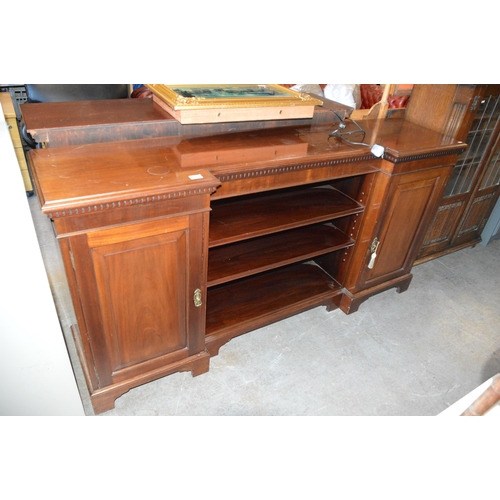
[0, 101, 84, 415]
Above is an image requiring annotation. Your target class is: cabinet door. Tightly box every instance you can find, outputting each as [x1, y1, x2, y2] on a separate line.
[69, 214, 207, 389]
[453, 119, 500, 245]
[355, 167, 451, 291]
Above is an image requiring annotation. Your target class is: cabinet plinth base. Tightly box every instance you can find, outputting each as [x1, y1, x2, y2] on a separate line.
[86, 351, 210, 415]
[340, 274, 413, 315]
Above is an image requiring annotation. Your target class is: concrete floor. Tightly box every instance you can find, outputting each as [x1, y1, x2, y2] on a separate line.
[29, 195, 500, 416]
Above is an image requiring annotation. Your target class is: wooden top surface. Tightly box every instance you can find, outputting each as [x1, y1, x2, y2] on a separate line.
[29, 118, 467, 215]
[20, 97, 351, 146]
[20, 96, 349, 131]
[21, 98, 171, 129]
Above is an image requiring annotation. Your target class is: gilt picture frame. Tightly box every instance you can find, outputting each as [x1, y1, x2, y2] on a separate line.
[145, 84, 323, 124]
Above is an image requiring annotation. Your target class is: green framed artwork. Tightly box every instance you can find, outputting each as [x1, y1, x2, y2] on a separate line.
[146, 84, 322, 124]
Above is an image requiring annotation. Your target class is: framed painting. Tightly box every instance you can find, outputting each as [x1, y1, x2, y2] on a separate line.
[145, 84, 323, 124]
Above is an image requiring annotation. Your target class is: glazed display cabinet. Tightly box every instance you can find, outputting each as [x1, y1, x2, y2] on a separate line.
[406, 84, 500, 262]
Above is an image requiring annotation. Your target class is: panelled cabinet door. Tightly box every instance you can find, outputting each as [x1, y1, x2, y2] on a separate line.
[356, 167, 451, 291]
[69, 214, 207, 391]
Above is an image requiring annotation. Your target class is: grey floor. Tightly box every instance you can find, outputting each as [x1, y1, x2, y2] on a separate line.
[29, 195, 500, 417]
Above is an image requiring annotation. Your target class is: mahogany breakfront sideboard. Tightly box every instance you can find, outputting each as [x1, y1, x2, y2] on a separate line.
[22, 98, 466, 414]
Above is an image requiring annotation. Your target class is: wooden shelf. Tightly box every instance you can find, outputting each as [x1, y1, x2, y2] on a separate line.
[206, 183, 360, 351]
[209, 186, 363, 247]
[205, 263, 342, 346]
[207, 223, 354, 287]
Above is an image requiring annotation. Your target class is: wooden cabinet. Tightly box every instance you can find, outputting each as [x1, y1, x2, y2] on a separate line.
[25, 103, 465, 414]
[28, 139, 220, 413]
[341, 160, 455, 313]
[1, 92, 33, 192]
[405, 84, 500, 262]
[63, 214, 211, 414]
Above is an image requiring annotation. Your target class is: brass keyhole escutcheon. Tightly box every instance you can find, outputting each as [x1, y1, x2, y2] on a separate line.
[368, 237, 380, 270]
[194, 289, 202, 308]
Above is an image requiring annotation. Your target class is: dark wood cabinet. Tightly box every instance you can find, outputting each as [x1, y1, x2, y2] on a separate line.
[64, 213, 212, 414]
[25, 101, 465, 413]
[28, 140, 220, 413]
[405, 84, 500, 262]
[341, 162, 454, 313]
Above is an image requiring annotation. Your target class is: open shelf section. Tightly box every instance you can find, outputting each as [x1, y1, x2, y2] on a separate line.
[207, 223, 354, 287]
[209, 186, 363, 247]
[205, 263, 342, 350]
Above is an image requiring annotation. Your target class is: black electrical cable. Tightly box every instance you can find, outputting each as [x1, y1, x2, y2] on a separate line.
[328, 111, 371, 147]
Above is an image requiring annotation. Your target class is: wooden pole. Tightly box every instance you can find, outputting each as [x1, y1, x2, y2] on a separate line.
[376, 84, 395, 120]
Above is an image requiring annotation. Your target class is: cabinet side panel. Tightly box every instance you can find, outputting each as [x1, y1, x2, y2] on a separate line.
[405, 85, 478, 142]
